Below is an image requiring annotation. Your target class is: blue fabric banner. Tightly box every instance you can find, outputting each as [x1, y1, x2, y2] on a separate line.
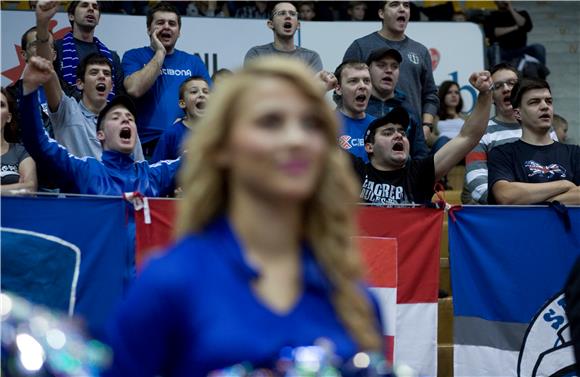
[1, 196, 131, 336]
[449, 205, 580, 376]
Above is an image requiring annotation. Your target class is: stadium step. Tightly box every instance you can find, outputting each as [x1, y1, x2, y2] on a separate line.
[438, 297, 454, 376]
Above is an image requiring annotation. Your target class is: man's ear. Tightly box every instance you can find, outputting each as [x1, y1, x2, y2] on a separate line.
[97, 129, 105, 142]
[513, 108, 521, 121]
[378, 7, 385, 21]
[178, 99, 186, 110]
[76, 78, 84, 91]
[335, 84, 343, 96]
[68, 13, 75, 24]
[20, 49, 29, 62]
[6, 112, 12, 124]
[267, 19, 274, 30]
[364, 142, 374, 154]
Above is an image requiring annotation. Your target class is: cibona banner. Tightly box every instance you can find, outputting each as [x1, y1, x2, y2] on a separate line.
[1, 10, 484, 111]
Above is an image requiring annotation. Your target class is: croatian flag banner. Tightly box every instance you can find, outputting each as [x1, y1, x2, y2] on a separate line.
[358, 236, 398, 364]
[136, 203, 443, 375]
[449, 205, 580, 376]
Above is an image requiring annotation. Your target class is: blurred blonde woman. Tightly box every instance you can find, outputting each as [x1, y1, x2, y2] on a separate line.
[106, 57, 383, 376]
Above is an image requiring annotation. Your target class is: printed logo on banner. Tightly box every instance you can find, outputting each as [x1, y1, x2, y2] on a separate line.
[429, 48, 440, 71]
[517, 291, 577, 377]
[407, 52, 420, 65]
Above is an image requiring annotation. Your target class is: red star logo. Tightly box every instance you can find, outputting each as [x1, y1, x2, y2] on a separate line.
[2, 20, 71, 85]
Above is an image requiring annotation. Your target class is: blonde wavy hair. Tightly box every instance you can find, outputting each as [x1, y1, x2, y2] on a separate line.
[176, 57, 382, 352]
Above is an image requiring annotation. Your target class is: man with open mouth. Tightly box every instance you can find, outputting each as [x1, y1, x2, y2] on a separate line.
[365, 47, 428, 160]
[122, 2, 211, 160]
[19, 56, 180, 198]
[244, 2, 323, 74]
[333, 60, 375, 162]
[34, 1, 144, 164]
[343, 1, 439, 139]
[488, 78, 580, 205]
[350, 71, 493, 206]
[51, 0, 125, 101]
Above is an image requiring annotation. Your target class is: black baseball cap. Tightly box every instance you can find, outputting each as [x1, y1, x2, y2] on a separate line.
[364, 107, 410, 143]
[366, 47, 403, 66]
[96, 95, 137, 131]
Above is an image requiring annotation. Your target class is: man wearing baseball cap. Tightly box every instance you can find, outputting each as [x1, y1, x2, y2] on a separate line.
[19, 56, 180, 197]
[351, 71, 493, 205]
[365, 47, 428, 160]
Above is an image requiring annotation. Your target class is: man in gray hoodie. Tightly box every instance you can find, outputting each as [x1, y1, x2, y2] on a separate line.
[343, 1, 439, 137]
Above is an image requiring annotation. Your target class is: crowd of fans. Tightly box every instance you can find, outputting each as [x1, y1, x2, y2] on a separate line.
[2, 1, 580, 374]
[1, 0, 578, 203]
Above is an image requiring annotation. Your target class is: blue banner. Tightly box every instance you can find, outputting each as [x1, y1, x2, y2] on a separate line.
[449, 205, 580, 376]
[1, 196, 131, 336]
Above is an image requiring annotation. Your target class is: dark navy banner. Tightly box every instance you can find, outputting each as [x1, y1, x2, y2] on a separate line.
[1, 196, 131, 336]
[449, 205, 580, 376]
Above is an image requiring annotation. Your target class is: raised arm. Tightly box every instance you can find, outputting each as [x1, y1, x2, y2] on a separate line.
[433, 71, 493, 181]
[123, 28, 166, 98]
[20, 57, 87, 187]
[35, 1, 62, 112]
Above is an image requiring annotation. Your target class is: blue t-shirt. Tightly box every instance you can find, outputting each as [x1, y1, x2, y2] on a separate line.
[122, 47, 211, 143]
[105, 216, 383, 377]
[151, 120, 190, 163]
[337, 111, 375, 163]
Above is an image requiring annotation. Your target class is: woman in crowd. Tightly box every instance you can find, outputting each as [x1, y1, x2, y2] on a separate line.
[106, 57, 383, 376]
[0, 87, 37, 193]
[429, 80, 466, 153]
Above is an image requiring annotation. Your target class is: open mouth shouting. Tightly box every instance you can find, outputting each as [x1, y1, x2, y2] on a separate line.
[392, 141, 405, 152]
[119, 126, 132, 142]
[354, 93, 368, 105]
[282, 21, 293, 32]
[502, 95, 512, 109]
[96, 83, 107, 93]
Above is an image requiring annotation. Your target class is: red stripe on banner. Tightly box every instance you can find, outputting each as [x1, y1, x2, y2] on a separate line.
[136, 202, 443, 304]
[135, 199, 176, 270]
[357, 237, 397, 288]
[357, 207, 442, 304]
[385, 335, 394, 364]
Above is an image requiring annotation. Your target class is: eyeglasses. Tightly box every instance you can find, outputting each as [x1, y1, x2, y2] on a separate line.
[273, 10, 298, 18]
[492, 79, 518, 91]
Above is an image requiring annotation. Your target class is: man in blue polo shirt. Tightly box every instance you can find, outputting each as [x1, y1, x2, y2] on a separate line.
[122, 2, 211, 158]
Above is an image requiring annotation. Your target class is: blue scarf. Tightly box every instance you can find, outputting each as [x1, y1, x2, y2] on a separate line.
[60, 32, 116, 100]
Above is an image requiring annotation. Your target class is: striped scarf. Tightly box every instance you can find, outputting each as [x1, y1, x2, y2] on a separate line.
[60, 32, 116, 100]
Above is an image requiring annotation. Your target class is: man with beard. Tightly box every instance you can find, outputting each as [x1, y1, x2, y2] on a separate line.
[351, 71, 492, 206]
[343, 1, 439, 136]
[462, 63, 558, 204]
[488, 79, 580, 205]
[122, 2, 211, 158]
[365, 47, 428, 159]
[333, 60, 375, 162]
[52, 1, 125, 100]
[244, 2, 323, 73]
